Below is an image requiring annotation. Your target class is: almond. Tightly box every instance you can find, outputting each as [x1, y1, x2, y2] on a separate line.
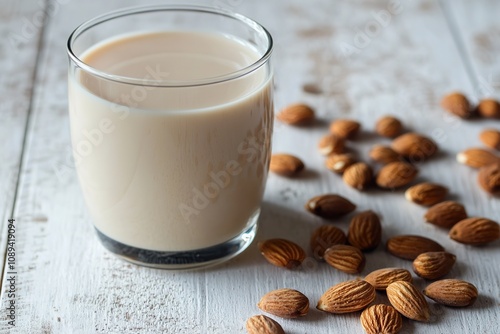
[456, 148, 500, 168]
[375, 115, 403, 138]
[310, 225, 347, 260]
[412, 251, 456, 280]
[364, 268, 413, 291]
[386, 281, 430, 322]
[386, 235, 444, 260]
[317, 280, 376, 314]
[440, 92, 472, 118]
[277, 103, 315, 125]
[478, 162, 500, 194]
[369, 145, 401, 165]
[269, 154, 305, 177]
[330, 119, 361, 139]
[479, 128, 500, 150]
[449, 217, 500, 245]
[246, 315, 285, 334]
[476, 98, 500, 118]
[325, 154, 356, 174]
[258, 288, 309, 318]
[424, 201, 467, 228]
[360, 304, 403, 334]
[343, 162, 373, 190]
[305, 194, 356, 219]
[324, 245, 366, 274]
[423, 279, 478, 307]
[318, 134, 345, 155]
[347, 210, 382, 251]
[391, 132, 438, 161]
[258, 239, 306, 269]
[376, 161, 418, 189]
[405, 182, 448, 206]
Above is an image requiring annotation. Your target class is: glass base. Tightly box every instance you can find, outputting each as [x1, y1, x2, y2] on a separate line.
[95, 213, 259, 270]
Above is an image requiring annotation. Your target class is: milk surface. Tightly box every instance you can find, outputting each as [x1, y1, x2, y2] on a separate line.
[69, 31, 273, 251]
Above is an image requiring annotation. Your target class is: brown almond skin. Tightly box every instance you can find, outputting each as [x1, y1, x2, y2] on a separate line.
[413, 252, 456, 280]
[269, 154, 305, 177]
[348, 210, 382, 251]
[369, 145, 401, 165]
[477, 99, 500, 118]
[424, 201, 467, 228]
[325, 154, 356, 174]
[318, 134, 345, 156]
[405, 182, 448, 206]
[364, 268, 413, 291]
[387, 281, 430, 322]
[246, 315, 285, 334]
[310, 225, 347, 260]
[305, 194, 356, 219]
[423, 279, 478, 307]
[376, 161, 418, 189]
[449, 217, 500, 245]
[258, 239, 306, 269]
[478, 162, 500, 194]
[258, 288, 309, 318]
[324, 245, 366, 274]
[360, 304, 403, 334]
[441, 92, 472, 118]
[343, 162, 373, 190]
[277, 103, 315, 125]
[317, 280, 376, 314]
[480, 129, 500, 150]
[375, 116, 403, 138]
[456, 148, 500, 168]
[330, 119, 361, 139]
[391, 132, 438, 162]
[386, 235, 444, 260]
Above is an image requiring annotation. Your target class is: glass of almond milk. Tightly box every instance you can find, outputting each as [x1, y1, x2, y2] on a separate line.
[67, 6, 273, 269]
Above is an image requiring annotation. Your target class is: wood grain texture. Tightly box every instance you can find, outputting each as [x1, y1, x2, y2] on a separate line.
[1, 0, 499, 333]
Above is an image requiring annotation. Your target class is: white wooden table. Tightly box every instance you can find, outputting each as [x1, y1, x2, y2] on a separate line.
[1, 0, 499, 333]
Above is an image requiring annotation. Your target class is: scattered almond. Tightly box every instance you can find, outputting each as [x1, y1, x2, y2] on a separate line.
[423, 279, 478, 307]
[391, 132, 438, 161]
[246, 315, 285, 334]
[258, 239, 306, 269]
[325, 154, 356, 174]
[310, 225, 347, 260]
[424, 201, 467, 228]
[386, 281, 430, 322]
[343, 162, 373, 190]
[476, 98, 500, 119]
[479, 129, 500, 150]
[405, 182, 448, 206]
[317, 280, 375, 314]
[413, 251, 456, 280]
[318, 134, 345, 156]
[364, 268, 413, 291]
[456, 148, 500, 168]
[360, 304, 403, 334]
[441, 92, 472, 118]
[305, 194, 356, 219]
[347, 210, 382, 251]
[376, 161, 418, 189]
[270, 154, 305, 177]
[386, 235, 444, 260]
[449, 217, 500, 245]
[478, 162, 500, 194]
[330, 119, 361, 139]
[324, 245, 366, 274]
[375, 115, 403, 138]
[369, 145, 401, 165]
[277, 103, 315, 125]
[258, 288, 309, 318]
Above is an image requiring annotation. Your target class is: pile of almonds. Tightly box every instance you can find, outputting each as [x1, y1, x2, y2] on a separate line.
[246, 95, 500, 334]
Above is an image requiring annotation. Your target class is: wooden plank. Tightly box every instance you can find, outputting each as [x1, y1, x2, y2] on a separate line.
[1, 0, 499, 333]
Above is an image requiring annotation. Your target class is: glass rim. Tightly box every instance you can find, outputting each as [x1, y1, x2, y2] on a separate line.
[66, 5, 273, 87]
